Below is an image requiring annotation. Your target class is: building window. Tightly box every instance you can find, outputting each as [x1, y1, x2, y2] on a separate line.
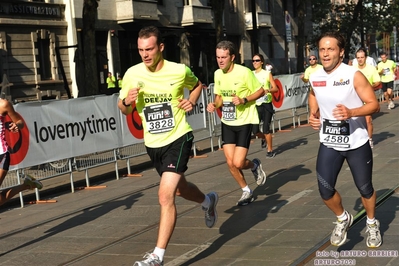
[32, 30, 57, 81]
[183, 0, 211, 6]
[37, 37, 52, 80]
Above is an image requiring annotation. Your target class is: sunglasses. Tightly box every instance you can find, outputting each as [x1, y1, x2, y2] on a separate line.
[309, 58, 316, 61]
[252, 59, 261, 62]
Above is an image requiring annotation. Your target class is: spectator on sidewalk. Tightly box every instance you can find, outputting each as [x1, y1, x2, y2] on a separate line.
[265, 63, 273, 72]
[118, 26, 218, 266]
[308, 31, 381, 248]
[251, 53, 278, 158]
[117, 74, 123, 89]
[301, 55, 323, 83]
[0, 99, 43, 206]
[106, 72, 116, 89]
[206, 40, 267, 206]
[354, 47, 381, 148]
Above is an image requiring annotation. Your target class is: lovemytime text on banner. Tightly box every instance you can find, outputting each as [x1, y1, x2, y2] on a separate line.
[8, 90, 208, 170]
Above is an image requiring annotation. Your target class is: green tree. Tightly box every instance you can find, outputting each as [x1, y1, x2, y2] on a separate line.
[82, 0, 99, 96]
[311, 0, 399, 57]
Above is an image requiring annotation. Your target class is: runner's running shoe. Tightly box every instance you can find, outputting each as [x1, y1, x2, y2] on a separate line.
[251, 158, 267, 186]
[202, 192, 218, 228]
[366, 220, 382, 248]
[330, 211, 353, 246]
[23, 175, 43, 190]
[261, 139, 266, 148]
[237, 191, 254, 206]
[134, 253, 163, 266]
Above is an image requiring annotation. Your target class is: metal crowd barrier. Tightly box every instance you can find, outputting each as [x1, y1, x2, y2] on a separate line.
[3, 80, 393, 209]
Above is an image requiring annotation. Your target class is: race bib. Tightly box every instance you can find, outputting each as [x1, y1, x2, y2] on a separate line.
[143, 103, 175, 134]
[222, 102, 236, 121]
[383, 68, 390, 75]
[321, 119, 350, 148]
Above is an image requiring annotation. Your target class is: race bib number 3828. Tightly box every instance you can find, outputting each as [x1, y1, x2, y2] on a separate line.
[143, 103, 175, 134]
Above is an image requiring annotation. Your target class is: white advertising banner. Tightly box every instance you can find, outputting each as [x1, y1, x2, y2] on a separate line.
[118, 99, 146, 147]
[7, 75, 308, 170]
[185, 88, 207, 130]
[273, 73, 310, 111]
[12, 94, 122, 169]
[207, 73, 310, 123]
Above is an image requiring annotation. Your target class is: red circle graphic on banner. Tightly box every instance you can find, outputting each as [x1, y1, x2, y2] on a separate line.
[126, 102, 144, 139]
[273, 78, 284, 108]
[4, 114, 29, 165]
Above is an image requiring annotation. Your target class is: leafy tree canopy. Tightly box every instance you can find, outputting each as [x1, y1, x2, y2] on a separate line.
[311, 0, 399, 56]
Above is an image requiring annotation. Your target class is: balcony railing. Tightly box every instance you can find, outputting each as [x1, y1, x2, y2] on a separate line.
[116, 0, 159, 23]
[245, 12, 272, 30]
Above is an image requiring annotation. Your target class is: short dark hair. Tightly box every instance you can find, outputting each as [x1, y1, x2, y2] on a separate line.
[216, 40, 236, 57]
[380, 52, 387, 57]
[138, 26, 163, 45]
[356, 47, 368, 57]
[317, 31, 346, 50]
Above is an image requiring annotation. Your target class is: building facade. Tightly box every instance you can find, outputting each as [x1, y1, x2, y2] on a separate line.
[0, 0, 70, 102]
[0, 0, 314, 101]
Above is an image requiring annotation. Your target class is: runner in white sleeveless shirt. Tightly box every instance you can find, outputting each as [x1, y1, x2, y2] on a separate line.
[308, 31, 381, 248]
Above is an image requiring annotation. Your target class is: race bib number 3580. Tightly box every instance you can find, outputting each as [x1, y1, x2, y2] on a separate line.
[143, 103, 175, 134]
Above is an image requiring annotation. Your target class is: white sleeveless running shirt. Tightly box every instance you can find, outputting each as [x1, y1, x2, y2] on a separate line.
[310, 63, 368, 151]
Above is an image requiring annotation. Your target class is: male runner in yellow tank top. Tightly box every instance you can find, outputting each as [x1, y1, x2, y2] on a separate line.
[119, 26, 218, 266]
[207, 40, 267, 206]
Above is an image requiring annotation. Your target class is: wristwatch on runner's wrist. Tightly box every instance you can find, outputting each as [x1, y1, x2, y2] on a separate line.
[122, 98, 130, 107]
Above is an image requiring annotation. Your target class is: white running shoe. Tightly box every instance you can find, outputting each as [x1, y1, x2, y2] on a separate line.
[330, 211, 353, 246]
[366, 220, 382, 248]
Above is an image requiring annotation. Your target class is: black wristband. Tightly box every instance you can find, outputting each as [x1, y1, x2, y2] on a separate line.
[243, 98, 248, 105]
[122, 98, 130, 107]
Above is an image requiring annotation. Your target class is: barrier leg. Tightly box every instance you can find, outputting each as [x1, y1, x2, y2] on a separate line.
[76, 169, 107, 190]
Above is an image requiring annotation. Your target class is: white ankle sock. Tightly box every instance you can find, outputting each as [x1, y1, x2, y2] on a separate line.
[337, 211, 348, 221]
[367, 217, 376, 225]
[153, 247, 165, 262]
[201, 194, 210, 209]
[242, 186, 251, 193]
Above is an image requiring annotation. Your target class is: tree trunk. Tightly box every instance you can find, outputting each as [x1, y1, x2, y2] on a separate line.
[82, 0, 99, 96]
[345, 0, 362, 58]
